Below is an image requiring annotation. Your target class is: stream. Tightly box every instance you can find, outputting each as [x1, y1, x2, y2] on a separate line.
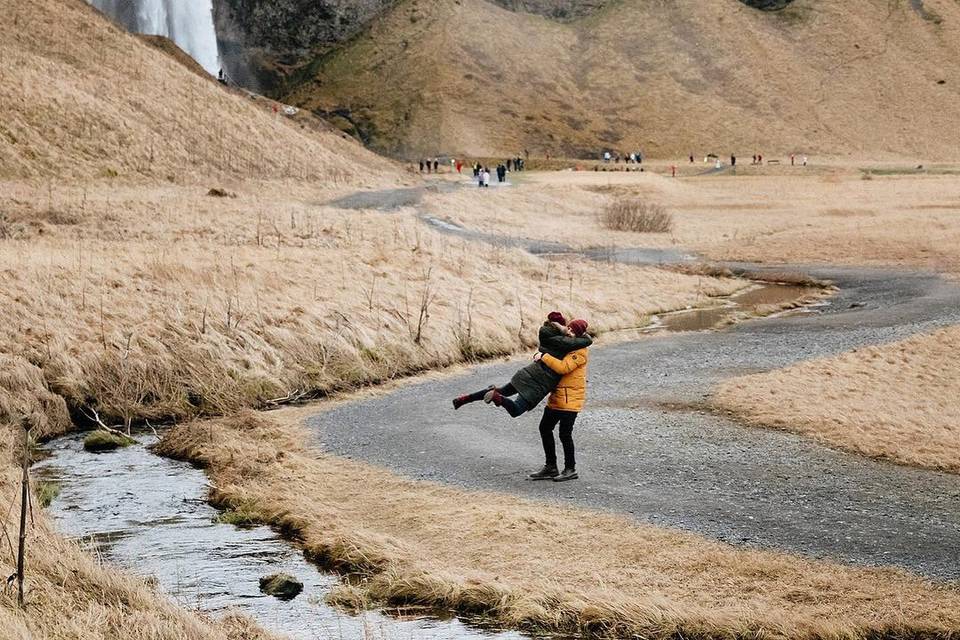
[34, 433, 525, 640]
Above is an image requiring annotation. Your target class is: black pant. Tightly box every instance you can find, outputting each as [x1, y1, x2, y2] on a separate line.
[539, 408, 577, 469]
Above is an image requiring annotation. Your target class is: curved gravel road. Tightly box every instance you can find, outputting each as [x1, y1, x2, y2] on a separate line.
[317, 187, 960, 580]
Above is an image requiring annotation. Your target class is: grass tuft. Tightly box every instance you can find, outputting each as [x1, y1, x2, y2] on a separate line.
[600, 199, 674, 233]
[34, 479, 61, 507]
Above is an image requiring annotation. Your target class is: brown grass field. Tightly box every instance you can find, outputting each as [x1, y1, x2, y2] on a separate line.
[5, 0, 960, 636]
[713, 326, 960, 474]
[154, 409, 960, 639]
[429, 166, 960, 273]
[0, 1, 761, 635]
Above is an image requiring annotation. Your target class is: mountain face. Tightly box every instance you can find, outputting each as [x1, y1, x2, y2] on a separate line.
[212, 0, 797, 92]
[189, 0, 960, 161]
[276, 0, 960, 160]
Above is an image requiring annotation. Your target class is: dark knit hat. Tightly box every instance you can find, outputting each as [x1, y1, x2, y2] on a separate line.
[547, 311, 566, 325]
[568, 319, 589, 336]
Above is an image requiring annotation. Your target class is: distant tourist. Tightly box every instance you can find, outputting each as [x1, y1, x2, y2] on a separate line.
[433, 159, 439, 172]
[482, 168, 491, 187]
[419, 160, 425, 172]
[731, 154, 736, 167]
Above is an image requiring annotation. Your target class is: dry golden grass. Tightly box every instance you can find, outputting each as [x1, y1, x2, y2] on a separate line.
[156, 410, 960, 639]
[714, 326, 960, 473]
[0, 180, 742, 428]
[0, 0, 399, 183]
[600, 198, 673, 233]
[430, 167, 960, 273]
[289, 0, 960, 159]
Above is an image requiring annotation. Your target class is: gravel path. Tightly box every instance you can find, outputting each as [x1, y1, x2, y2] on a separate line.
[315, 187, 960, 580]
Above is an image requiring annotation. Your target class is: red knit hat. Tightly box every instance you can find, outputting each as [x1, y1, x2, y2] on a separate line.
[568, 319, 589, 336]
[547, 311, 566, 325]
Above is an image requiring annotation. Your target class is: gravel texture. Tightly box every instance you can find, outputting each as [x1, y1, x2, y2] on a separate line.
[310, 265, 960, 580]
[316, 184, 960, 580]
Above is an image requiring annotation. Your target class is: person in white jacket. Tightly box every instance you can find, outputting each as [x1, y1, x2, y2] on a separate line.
[482, 169, 491, 187]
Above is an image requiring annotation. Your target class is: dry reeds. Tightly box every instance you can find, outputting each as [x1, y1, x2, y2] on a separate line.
[0, 181, 741, 429]
[600, 199, 674, 233]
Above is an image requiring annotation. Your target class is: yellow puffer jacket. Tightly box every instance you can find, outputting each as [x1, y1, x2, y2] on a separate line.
[542, 348, 588, 412]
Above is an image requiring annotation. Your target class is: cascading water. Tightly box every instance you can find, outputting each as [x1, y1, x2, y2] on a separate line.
[88, 0, 220, 76]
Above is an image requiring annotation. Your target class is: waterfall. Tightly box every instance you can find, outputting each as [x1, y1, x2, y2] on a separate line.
[88, 0, 220, 76]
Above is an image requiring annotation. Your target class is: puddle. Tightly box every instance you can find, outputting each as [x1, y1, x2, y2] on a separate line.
[646, 283, 823, 333]
[34, 433, 526, 640]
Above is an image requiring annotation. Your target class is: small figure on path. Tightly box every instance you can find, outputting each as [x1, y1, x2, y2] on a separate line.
[419, 159, 425, 173]
[731, 154, 737, 167]
[433, 159, 439, 172]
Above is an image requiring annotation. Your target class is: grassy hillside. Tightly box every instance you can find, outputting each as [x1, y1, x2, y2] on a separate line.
[285, 0, 960, 159]
[0, 0, 398, 182]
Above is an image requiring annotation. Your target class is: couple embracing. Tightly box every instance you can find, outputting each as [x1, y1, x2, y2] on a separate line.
[452, 311, 591, 482]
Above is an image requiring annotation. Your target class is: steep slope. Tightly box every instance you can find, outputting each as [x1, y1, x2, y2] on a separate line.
[0, 0, 398, 181]
[284, 0, 960, 159]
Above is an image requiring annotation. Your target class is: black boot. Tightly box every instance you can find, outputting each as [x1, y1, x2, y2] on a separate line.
[528, 465, 559, 480]
[553, 468, 579, 482]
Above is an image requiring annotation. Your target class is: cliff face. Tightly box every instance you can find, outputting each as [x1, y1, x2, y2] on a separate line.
[281, 0, 960, 160]
[210, 0, 796, 93]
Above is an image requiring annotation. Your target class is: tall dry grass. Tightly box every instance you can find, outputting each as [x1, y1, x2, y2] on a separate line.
[714, 325, 960, 473]
[600, 198, 673, 233]
[156, 410, 960, 639]
[0, 180, 742, 428]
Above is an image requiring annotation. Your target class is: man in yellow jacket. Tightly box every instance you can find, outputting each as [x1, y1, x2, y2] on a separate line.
[529, 319, 590, 482]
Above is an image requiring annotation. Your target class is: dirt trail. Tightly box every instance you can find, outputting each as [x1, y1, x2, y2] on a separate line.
[314, 188, 960, 580]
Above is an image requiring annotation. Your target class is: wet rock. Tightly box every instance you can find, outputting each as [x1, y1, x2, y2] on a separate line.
[259, 573, 303, 600]
[83, 430, 135, 453]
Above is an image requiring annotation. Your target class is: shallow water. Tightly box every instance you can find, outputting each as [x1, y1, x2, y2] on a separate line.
[648, 283, 823, 333]
[34, 433, 526, 640]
